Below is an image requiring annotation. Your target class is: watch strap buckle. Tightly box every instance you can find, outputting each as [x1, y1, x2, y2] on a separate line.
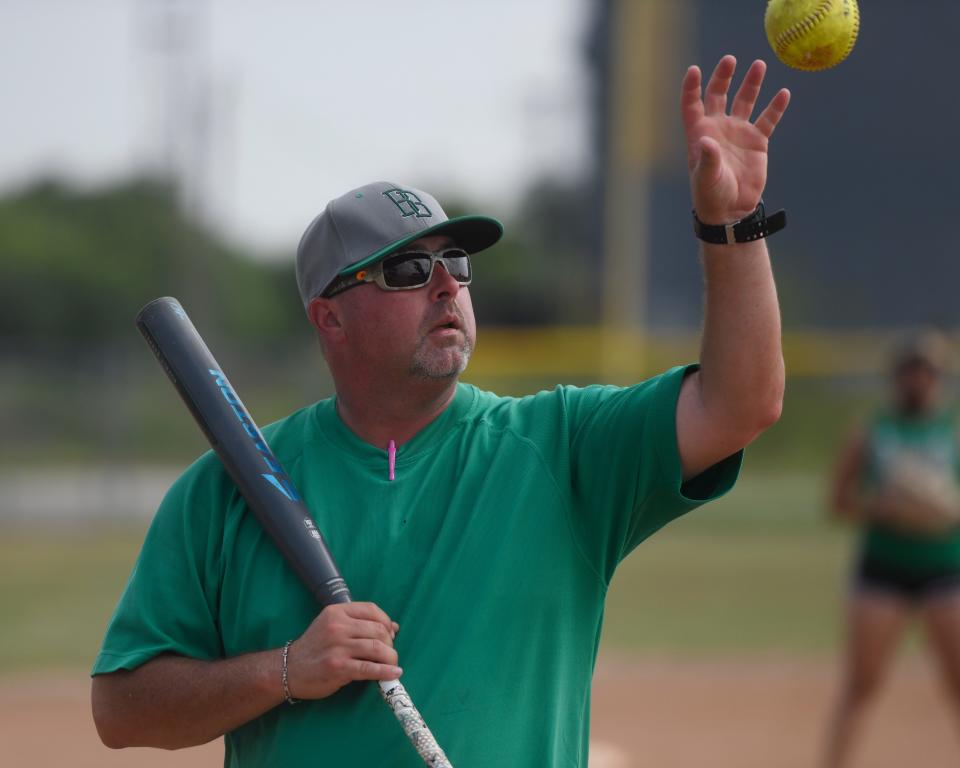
[692, 200, 787, 245]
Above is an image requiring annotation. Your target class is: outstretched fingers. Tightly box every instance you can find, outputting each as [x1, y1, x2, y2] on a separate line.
[731, 59, 766, 120]
[754, 88, 792, 138]
[703, 54, 737, 115]
[680, 65, 704, 128]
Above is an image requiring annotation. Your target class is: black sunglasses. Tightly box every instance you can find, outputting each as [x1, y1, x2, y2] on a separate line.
[323, 247, 472, 297]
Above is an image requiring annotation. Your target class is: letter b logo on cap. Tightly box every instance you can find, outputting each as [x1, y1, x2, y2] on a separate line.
[383, 188, 432, 219]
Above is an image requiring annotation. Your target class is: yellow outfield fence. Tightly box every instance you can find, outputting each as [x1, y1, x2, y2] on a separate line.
[466, 327, 931, 384]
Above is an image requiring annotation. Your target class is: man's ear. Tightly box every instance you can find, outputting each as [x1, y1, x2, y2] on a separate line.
[308, 297, 345, 344]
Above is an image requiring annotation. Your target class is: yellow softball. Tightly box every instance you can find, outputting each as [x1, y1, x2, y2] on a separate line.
[765, 0, 860, 71]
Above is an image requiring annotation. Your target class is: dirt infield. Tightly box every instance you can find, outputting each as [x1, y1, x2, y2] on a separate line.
[2, 654, 956, 767]
[590, 654, 958, 768]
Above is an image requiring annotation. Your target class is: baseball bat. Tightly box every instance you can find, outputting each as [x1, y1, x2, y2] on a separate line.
[136, 296, 453, 768]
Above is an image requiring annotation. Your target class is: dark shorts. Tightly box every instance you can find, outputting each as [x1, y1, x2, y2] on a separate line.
[853, 556, 960, 602]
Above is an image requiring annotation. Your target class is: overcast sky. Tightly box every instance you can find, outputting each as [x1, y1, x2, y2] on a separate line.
[0, 0, 590, 252]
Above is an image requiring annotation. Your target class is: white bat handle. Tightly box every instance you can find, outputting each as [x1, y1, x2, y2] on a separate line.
[378, 679, 453, 767]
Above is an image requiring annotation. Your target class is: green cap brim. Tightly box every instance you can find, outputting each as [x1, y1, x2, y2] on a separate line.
[337, 214, 504, 276]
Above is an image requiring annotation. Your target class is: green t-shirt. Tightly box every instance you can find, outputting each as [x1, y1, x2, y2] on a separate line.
[861, 408, 960, 573]
[94, 366, 740, 767]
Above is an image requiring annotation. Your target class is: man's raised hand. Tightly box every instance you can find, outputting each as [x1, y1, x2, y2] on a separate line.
[681, 55, 791, 226]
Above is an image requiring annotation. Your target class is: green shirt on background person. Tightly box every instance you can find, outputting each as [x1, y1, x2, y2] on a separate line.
[862, 408, 960, 573]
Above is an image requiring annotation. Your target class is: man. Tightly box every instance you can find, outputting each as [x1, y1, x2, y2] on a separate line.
[92, 56, 790, 765]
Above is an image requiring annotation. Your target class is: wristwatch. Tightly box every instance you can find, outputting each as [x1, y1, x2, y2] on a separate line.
[692, 200, 787, 245]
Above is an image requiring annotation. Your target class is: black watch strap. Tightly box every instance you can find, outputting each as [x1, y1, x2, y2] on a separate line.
[692, 200, 787, 244]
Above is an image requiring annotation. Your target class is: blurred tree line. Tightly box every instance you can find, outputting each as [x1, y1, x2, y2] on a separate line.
[0, 174, 597, 358]
[0, 177, 303, 354]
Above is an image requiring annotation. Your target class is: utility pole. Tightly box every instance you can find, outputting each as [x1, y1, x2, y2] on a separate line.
[139, 0, 214, 331]
[597, 0, 691, 381]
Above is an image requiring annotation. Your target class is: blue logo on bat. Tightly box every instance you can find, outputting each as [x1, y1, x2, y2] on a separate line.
[209, 369, 301, 502]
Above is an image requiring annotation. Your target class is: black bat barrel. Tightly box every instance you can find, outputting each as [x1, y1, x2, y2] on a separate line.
[136, 297, 352, 607]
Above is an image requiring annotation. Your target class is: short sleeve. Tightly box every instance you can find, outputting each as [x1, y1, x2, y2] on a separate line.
[565, 365, 742, 582]
[91, 455, 229, 676]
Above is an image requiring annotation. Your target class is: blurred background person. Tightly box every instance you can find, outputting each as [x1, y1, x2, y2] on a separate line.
[823, 330, 960, 768]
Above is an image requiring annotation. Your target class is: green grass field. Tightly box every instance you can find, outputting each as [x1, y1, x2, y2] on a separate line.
[0, 468, 859, 674]
[0, 525, 146, 672]
[604, 469, 851, 654]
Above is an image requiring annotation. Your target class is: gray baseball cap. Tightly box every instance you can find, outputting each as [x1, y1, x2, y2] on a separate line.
[296, 181, 503, 308]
